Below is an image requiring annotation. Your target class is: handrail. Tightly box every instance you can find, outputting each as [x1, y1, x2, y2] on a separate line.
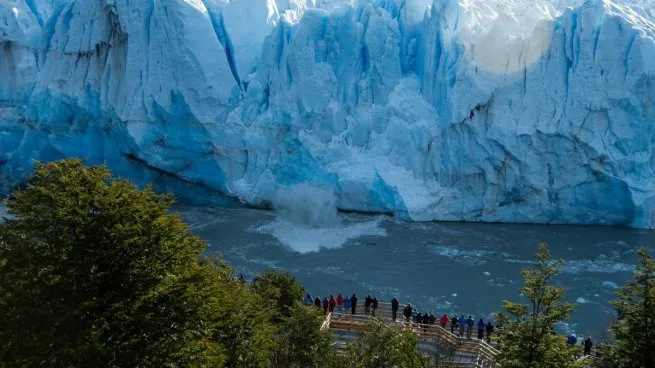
[324, 300, 501, 367]
[328, 314, 498, 365]
[321, 312, 332, 331]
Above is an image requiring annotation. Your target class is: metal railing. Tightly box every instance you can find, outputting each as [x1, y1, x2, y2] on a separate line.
[323, 308, 499, 367]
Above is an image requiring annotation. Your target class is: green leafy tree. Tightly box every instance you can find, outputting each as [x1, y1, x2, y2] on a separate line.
[496, 244, 582, 368]
[340, 321, 431, 368]
[252, 269, 305, 319]
[0, 159, 274, 367]
[609, 247, 655, 368]
[272, 304, 336, 368]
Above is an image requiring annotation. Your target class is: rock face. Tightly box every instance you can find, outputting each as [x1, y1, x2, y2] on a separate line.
[1, 0, 655, 227]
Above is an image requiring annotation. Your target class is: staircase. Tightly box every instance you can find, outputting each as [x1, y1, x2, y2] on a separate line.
[322, 302, 499, 368]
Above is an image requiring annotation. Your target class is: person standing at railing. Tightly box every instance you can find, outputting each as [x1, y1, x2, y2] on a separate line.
[416, 312, 423, 324]
[328, 295, 336, 313]
[465, 316, 475, 339]
[371, 296, 378, 316]
[364, 295, 372, 315]
[350, 294, 358, 315]
[314, 296, 321, 309]
[485, 321, 494, 343]
[343, 296, 351, 315]
[391, 297, 399, 322]
[450, 315, 459, 334]
[429, 313, 436, 325]
[336, 294, 344, 314]
[477, 318, 485, 339]
[440, 314, 449, 329]
[422, 313, 430, 325]
[322, 297, 329, 315]
[583, 337, 593, 356]
[403, 304, 413, 322]
[459, 315, 467, 337]
[303, 294, 313, 304]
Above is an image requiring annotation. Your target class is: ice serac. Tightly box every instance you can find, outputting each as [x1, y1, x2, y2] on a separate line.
[2, 0, 655, 228]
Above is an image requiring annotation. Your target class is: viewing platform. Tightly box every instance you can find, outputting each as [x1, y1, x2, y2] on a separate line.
[320, 301, 499, 368]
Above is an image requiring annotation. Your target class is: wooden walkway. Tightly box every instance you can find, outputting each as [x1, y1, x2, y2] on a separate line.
[321, 302, 499, 368]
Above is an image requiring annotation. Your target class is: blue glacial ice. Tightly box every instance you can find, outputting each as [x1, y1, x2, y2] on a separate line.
[2, 0, 655, 227]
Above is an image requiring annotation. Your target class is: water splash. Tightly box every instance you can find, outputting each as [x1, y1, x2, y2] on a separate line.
[272, 184, 339, 228]
[256, 184, 387, 253]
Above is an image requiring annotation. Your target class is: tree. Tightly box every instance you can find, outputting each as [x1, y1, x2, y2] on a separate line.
[252, 269, 305, 320]
[609, 247, 655, 368]
[272, 304, 336, 368]
[340, 321, 431, 368]
[496, 244, 582, 368]
[0, 159, 275, 367]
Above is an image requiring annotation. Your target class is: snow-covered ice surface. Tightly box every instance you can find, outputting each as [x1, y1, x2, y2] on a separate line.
[3, 0, 655, 227]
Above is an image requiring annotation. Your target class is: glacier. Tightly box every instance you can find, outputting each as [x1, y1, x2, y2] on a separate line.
[1, 0, 655, 227]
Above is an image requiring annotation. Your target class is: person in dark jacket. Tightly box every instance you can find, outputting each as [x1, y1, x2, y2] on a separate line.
[477, 319, 485, 339]
[429, 313, 436, 325]
[350, 294, 358, 315]
[485, 321, 494, 343]
[567, 334, 577, 346]
[450, 315, 459, 334]
[371, 296, 379, 316]
[421, 313, 430, 332]
[403, 304, 413, 322]
[440, 314, 449, 328]
[314, 296, 321, 308]
[584, 337, 593, 356]
[415, 312, 423, 324]
[364, 295, 372, 315]
[322, 297, 328, 314]
[391, 297, 400, 321]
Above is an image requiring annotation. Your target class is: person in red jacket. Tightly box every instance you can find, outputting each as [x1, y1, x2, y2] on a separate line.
[328, 295, 336, 313]
[440, 314, 449, 329]
[336, 294, 344, 314]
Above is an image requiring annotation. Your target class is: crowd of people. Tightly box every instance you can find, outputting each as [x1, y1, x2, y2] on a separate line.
[393, 298, 497, 343]
[303, 293, 594, 354]
[303, 294, 497, 342]
[304, 293, 380, 316]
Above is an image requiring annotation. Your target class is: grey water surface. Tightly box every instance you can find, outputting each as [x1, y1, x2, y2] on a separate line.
[177, 205, 655, 337]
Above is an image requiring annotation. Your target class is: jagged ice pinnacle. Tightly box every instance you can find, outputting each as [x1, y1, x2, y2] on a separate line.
[1, 0, 655, 228]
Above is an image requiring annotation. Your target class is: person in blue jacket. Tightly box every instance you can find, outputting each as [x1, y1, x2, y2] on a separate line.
[322, 297, 329, 315]
[303, 294, 313, 304]
[343, 296, 351, 315]
[458, 315, 466, 337]
[477, 318, 485, 339]
[567, 333, 578, 346]
[465, 316, 475, 339]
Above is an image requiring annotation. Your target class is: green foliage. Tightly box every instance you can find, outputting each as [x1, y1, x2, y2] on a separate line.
[340, 321, 431, 368]
[609, 247, 655, 368]
[496, 244, 582, 368]
[0, 159, 275, 368]
[592, 344, 622, 368]
[252, 269, 305, 320]
[272, 304, 336, 368]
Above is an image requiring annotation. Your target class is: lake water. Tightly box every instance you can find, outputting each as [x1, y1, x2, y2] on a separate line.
[177, 204, 655, 337]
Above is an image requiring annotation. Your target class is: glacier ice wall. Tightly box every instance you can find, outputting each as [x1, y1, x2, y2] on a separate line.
[2, 0, 655, 228]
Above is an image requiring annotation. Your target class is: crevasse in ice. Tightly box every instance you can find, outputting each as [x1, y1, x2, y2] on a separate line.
[1, 0, 655, 228]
